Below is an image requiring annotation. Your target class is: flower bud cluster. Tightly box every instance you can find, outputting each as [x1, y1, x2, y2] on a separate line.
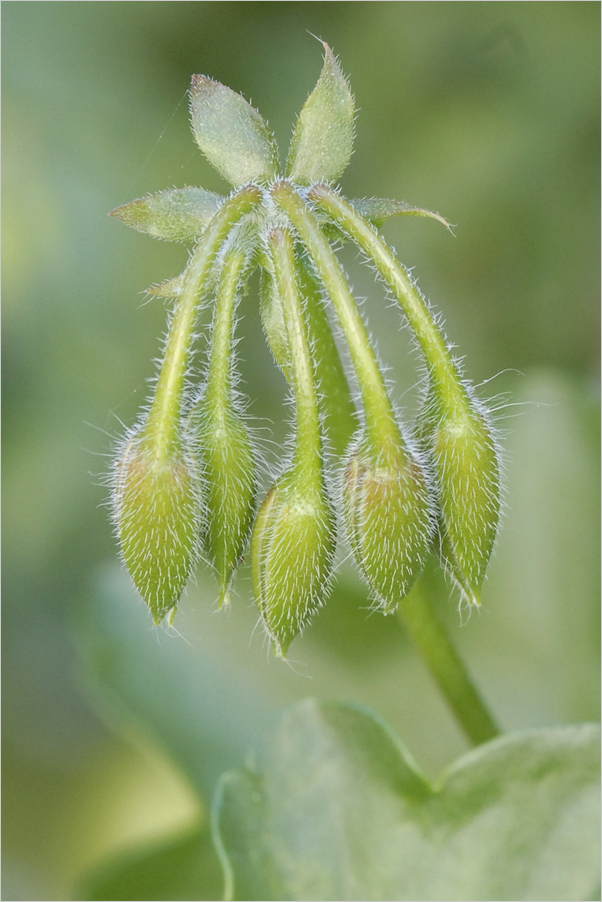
[109, 44, 502, 655]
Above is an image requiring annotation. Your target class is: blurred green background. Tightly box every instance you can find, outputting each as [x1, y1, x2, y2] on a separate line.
[2, 3, 600, 899]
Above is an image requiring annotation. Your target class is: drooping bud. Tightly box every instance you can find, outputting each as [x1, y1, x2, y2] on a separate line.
[344, 434, 433, 612]
[192, 399, 256, 608]
[286, 42, 354, 186]
[113, 431, 201, 624]
[190, 251, 257, 606]
[252, 227, 336, 655]
[417, 390, 500, 606]
[251, 470, 336, 657]
[309, 185, 501, 606]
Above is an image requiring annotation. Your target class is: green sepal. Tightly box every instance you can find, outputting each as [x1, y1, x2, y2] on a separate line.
[344, 433, 433, 611]
[110, 187, 225, 242]
[417, 389, 500, 606]
[147, 272, 186, 299]
[350, 197, 452, 230]
[114, 431, 201, 624]
[251, 470, 336, 657]
[317, 197, 451, 244]
[286, 43, 354, 185]
[190, 75, 280, 187]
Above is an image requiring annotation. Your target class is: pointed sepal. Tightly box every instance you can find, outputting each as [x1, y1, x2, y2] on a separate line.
[110, 187, 225, 242]
[350, 197, 452, 231]
[190, 75, 280, 187]
[287, 43, 354, 186]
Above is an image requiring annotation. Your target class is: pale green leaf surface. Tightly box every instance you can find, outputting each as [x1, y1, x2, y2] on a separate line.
[190, 76, 280, 187]
[287, 44, 354, 185]
[111, 187, 225, 242]
[214, 699, 600, 901]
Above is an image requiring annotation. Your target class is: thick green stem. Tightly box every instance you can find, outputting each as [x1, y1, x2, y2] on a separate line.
[272, 180, 402, 459]
[205, 250, 247, 406]
[144, 186, 262, 459]
[310, 185, 469, 418]
[269, 227, 322, 485]
[398, 582, 500, 745]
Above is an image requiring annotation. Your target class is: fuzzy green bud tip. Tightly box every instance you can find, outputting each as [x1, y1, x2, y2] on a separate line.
[113, 434, 200, 624]
[251, 474, 336, 657]
[419, 396, 500, 606]
[344, 436, 433, 612]
[193, 402, 257, 607]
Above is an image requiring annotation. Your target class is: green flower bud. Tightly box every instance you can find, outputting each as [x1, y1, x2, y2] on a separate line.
[192, 399, 256, 608]
[344, 434, 433, 612]
[189, 250, 257, 607]
[251, 470, 336, 657]
[113, 431, 201, 624]
[418, 391, 500, 606]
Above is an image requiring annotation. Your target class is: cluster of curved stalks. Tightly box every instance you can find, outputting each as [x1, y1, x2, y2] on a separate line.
[110, 45, 501, 744]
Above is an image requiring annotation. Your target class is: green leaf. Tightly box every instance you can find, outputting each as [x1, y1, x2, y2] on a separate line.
[111, 187, 225, 242]
[77, 827, 223, 901]
[214, 700, 601, 901]
[350, 197, 452, 230]
[287, 43, 354, 186]
[190, 76, 280, 187]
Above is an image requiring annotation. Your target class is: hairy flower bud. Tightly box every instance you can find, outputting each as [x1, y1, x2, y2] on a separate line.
[192, 399, 256, 607]
[251, 471, 336, 657]
[113, 432, 201, 624]
[344, 434, 433, 612]
[418, 392, 500, 606]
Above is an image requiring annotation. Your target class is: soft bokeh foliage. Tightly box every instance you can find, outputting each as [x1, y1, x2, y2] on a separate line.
[3, 3, 599, 900]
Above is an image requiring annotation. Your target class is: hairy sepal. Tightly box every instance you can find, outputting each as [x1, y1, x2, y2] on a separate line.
[110, 187, 225, 242]
[344, 434, 433, 612]
[190, 76, 279, 187]
[113, 431, 201, 624]
[286, 43, 354, 185]
[251, 471, 336, 657]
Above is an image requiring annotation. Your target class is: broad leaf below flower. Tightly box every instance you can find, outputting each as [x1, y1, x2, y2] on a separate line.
[214, 699, 600, 901]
